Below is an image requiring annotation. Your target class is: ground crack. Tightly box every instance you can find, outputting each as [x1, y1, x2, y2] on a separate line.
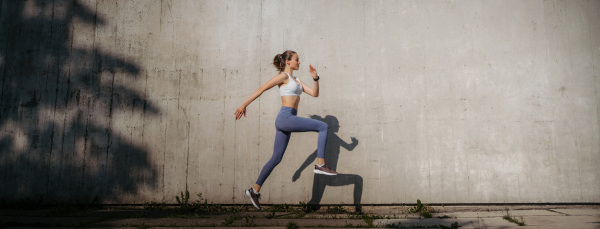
[546, 209, 569, 216]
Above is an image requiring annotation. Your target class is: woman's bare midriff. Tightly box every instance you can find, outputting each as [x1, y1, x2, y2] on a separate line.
[281, 96, 300, 109]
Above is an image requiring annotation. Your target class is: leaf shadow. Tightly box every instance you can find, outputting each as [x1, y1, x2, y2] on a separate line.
[0, 0, 159, 204]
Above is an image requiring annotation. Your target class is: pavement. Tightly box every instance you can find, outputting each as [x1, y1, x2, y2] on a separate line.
[0, 204, 599, 228]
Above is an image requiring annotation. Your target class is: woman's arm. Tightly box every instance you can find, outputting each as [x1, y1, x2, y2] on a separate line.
[235, 73, 286, 120]
[301, 64, 320, 97]
[341, 137, 359, 151]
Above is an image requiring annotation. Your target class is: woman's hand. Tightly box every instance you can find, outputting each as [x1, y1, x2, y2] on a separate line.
[234, 73, 287, 120]
[309, 64, 318, 80]
[234, 105, 246, 120]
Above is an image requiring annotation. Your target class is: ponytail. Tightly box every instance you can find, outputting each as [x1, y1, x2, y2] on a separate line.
[272, 50, 296, 72]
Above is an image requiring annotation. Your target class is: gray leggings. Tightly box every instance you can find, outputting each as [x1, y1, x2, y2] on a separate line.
[255, 106, 328, 186]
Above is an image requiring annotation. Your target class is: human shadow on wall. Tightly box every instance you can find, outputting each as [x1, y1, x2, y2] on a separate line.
[291, 115, 362, 212]
[0, 0, 159, 204]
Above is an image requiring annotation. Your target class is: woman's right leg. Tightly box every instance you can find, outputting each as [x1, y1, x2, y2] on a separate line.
[247, 129, 290, 209]
[255, 129, 291, 190]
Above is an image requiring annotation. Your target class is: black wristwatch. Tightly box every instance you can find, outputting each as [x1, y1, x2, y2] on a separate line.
[313, 75, 320, 81]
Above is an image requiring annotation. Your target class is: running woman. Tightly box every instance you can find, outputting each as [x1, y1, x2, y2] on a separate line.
[234, 50, 338, 209]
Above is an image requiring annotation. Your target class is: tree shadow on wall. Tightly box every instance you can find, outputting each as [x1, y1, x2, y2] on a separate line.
[292, 115, 362, 212]
[0, 0, 159, 204]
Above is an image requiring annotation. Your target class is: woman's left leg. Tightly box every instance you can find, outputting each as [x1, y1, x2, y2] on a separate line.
[277, 115, 337, 175]
[277, 115, 328, 158]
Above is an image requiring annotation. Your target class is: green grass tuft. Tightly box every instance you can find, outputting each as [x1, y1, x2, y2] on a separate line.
[286, 221, 298, 229]
[503, 210, 526, 226]
[408, 199, 434, 218]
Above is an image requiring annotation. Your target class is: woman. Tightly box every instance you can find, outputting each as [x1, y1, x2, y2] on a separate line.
[234, 50, 337, 209]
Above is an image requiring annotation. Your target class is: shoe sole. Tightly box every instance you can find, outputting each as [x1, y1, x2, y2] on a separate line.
[313, 169, 338, 175]
[245, 190, 260, 209]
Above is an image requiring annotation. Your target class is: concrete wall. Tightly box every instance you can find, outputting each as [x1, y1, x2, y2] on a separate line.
[0, 0, 598, 204]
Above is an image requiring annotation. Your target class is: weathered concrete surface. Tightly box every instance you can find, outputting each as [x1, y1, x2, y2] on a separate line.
[0, 0, 599, 204]
[375, 206, 600, 228]
[1, 205, 599, 228]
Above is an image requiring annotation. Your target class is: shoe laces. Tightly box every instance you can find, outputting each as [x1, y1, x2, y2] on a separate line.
[318, 163, 331, 169]
[250, 189, 261, 198]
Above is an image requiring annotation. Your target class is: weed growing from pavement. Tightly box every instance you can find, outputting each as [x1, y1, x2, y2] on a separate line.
[264, 204, 306, 218]
[348, 209, 404, 220]
[298, 201, 312, 213]
[221, 212, 241, 226]
[288, 201, 313, 218]
[172, 191, 238, 215]
[175, 190, 202, 214]
[502, 209, 526, 226]
[242, 215, 257, 227]
[384, 222, 461, 228]
[142, 201, 166, 211]
[175, 191, 190, 206]
[293, 210, 306, 218]
[408, 199, 434, 218]
[270, 204, 291, 212]
[344, 222, 357, 227]
[266, 210, 277, 219]
[286, 221, 299, 229]
[326, 205, 348, 214]
[362, 214, 375, 227]
[265, 203, 380, 220]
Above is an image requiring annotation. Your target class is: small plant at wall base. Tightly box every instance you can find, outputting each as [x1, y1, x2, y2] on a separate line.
[174, 191, 223, 214]
[408, 199, 434, 218]
[298, 201, 313, 213]
[326, 205, 348, 214]
[503, 209, 526, 226]
[270, 204, 291, 212]
[286, 221, 298, 229]
[293, 201, 314, 216]
[142, 201, 166, 211]
[176, 191, 191, 209]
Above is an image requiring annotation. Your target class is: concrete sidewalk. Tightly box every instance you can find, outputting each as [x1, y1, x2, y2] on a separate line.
[1, 205, 598, 228]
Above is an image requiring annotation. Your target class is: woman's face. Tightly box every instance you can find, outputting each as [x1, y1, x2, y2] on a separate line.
[287, 54, 300, 70]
